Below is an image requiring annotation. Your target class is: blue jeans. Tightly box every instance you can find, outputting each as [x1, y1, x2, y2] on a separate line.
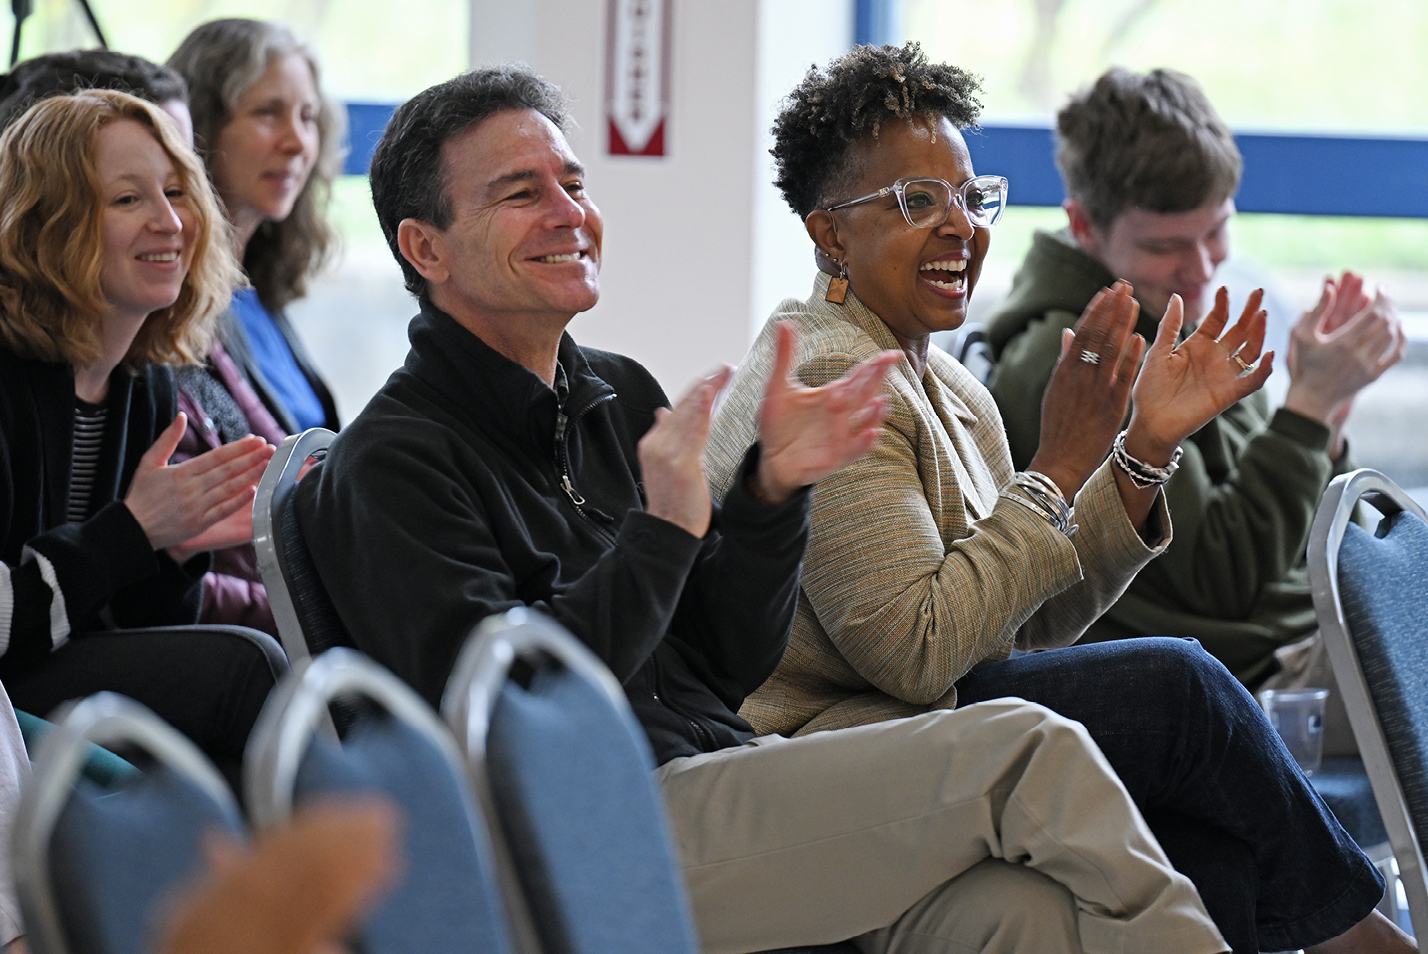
[954, 637, 1383, 954]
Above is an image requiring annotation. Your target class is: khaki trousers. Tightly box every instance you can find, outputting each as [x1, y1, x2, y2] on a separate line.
[657, 700, 1227, 954]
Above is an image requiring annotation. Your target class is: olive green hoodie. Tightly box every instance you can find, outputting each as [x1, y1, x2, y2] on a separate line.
[984, 228, 1348, 685]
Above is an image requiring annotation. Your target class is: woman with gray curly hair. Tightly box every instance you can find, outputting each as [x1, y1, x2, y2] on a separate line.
[706, 42, 1406, 954]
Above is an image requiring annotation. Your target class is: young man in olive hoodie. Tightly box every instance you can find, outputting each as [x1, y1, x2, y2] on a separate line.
[985, 68, 1404, 719]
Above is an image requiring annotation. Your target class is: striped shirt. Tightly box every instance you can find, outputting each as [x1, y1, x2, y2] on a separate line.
[67, 399, 108, 523]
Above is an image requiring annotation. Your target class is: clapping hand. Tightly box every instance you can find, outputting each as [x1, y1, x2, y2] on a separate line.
[639, 366, 736, 539]
[1285, 271, 1404, 457]
[1028, 281, 1146, 500]
[1028, 281, 1274, 531]
[638, 322, 898, 539]
[1126, 286, 1274, 461]
[123, 414, 274, 563]
[753, 321, 900, 504]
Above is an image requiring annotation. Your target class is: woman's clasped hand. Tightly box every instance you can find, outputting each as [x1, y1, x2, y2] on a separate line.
[1030, 281, 1272, 527]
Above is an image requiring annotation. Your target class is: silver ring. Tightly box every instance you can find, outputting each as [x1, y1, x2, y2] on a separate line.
[1079, 350, 1100, 365]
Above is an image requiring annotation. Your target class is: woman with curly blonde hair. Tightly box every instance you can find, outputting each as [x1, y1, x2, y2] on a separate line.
[0, 89, 284, 781]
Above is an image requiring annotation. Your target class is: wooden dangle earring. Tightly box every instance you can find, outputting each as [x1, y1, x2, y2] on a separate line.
[825, 259, 849, 304]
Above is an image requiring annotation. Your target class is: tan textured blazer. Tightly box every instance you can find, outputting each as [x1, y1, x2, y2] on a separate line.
[705, 274, 1172, 737]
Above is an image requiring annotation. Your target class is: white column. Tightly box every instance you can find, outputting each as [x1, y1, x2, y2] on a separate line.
[465, 0, 852, 393]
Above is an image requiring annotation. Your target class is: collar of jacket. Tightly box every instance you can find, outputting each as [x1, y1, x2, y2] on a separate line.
[808, 270, 979, 428]
[403, 299, 616, 458]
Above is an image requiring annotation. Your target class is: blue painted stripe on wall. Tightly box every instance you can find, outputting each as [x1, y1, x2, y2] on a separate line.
[964, 123, 1428, 218]
[855, 0, 897, 47]
[343, 101, 397, 176]
[344, 103, 1428, 219]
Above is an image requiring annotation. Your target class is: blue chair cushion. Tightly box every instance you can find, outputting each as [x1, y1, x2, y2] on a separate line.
[1337, 510, 1428, 860]
[293, 710, 511, 954]
[1311, 757, 1389, 848]
[49, 766, 244, 954]
[488, 661, 699, 954]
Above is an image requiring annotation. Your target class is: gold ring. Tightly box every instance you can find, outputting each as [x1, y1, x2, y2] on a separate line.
[1230, 350, 1252, 373]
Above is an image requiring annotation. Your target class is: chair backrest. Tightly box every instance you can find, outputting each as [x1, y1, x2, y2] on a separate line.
[245, 648, 514, 954]
[253, 427, 351, 664]
[954, 322, 995, 384]
[13, 693, 245, 954]
[442, 607, 700, 954]
[1310, 467, 1428, 936]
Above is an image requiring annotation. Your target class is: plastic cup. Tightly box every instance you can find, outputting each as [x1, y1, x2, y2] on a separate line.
[1258, 688, 1330, 776]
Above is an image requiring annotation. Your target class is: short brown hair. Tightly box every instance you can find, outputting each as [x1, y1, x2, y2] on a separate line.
[370, 66, 569, 298]
[0, 50, 188, 130]
[1055, 67, 1241, 229]
[0, 89, 239, 369]
[168, 18, 346, 313]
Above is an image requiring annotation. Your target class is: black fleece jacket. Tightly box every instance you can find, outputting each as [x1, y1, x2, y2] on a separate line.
[0, 346, 205, 680]
[297, 303, 811, 764]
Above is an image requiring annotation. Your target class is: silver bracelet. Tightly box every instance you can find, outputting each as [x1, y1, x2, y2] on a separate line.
[1111, 431, 1183, 489]
[1001, 472, 1078, 536]
[1018, 470, 1067, 508]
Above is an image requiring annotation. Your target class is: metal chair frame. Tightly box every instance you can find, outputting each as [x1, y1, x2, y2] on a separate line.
[442, 609, 857, 954]
[441, 608, 625, 954]
[13, 693, 240, 954]
[244, 647, 523, 953]
[441, 607, 632, 795]
[244, 647, 470, 830]
[252, 427, 336, 665]
[1309, 467, 1428, 936]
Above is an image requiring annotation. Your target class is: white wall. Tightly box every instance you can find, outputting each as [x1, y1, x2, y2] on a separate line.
[467, 0, 851, 394]
[752, 1, 854, 340]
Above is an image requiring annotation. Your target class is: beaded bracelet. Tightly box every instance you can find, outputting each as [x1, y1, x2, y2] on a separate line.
[1000, 471, 1078, 537]
[1111, 431, 1183, 489]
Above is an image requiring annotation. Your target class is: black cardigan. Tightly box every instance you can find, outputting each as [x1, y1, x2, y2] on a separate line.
[0, 346, 205, 679]
[298, 303, 811, 764]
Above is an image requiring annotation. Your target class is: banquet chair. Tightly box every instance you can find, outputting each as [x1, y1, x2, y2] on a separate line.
[244, 647, 515, 954]
[442, 607, 859, 954]
[1309, 467, 1428, 936]
[13, 692, 245, 954]
[253, 427, 349, 664]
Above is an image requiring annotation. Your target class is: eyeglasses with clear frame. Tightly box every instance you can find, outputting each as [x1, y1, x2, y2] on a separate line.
[823, 175, 1009, 229]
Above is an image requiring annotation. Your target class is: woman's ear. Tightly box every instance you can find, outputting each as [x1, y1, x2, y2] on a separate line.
[804, 210, 845, 265]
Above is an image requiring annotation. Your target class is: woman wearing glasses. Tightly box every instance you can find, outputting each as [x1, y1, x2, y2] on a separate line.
[707, 43, 1403, 954]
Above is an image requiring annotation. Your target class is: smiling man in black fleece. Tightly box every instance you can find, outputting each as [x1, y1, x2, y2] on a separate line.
[296, 66, 1235, 954]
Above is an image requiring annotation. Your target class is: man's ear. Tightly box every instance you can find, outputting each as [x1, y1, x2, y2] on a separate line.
[396, 218, 451, 286]
[804, 210, 846, 267]
[1064, 199, 1102, 256]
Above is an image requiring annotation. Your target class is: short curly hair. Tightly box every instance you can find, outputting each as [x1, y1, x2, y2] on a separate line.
[771, 42, 983, 219]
